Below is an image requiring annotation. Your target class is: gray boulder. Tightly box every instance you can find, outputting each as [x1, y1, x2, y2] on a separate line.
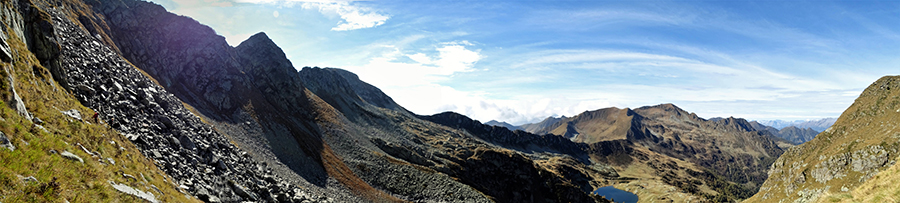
[0, 131, 13, 151]
[60, 109, 82, 121]
[60, 151, 84, 163]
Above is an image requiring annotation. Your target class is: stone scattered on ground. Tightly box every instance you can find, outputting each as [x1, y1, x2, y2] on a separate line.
[60, 109, 82, 121]
[17, 175, 38, 184]
[109, 181, 159, 203]
[59, 151, 83, 163]
[0, 131, 13, 151]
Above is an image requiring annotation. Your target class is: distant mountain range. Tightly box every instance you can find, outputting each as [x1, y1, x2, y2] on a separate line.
[486, 104, 794, 201]
[484, 120, 523, 131]
[754, 118, 837, 132]
[488, 116, 834, 145]
[748, 122, 820, 144]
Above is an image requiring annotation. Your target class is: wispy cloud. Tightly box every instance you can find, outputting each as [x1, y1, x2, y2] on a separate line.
[339, 39, 483, 109]
[297, 2, 389, 31]
[148, 0, 895, 125]
[227, 0, 390, 31]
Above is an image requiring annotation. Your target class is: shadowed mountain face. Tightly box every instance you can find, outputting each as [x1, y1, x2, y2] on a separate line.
[55, 0, 610, 202]
[747, 76, 900, 203]
[81, 0, 402, 201]
[6, 0, 346, 201]
[485, 120, 523, 131]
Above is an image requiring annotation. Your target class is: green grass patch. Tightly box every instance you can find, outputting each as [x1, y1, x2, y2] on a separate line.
[0, 10, 198, 202]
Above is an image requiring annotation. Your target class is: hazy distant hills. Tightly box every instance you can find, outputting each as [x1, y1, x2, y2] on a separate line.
[755, 118, 837, 132]
[749, 121, 820, 144]
[520, 116, 567, 133]
[488, 115, 830, 145]
[484, 120, 523, 131]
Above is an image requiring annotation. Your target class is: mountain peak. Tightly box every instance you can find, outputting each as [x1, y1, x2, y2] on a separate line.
[298, 67, 408, 114]
[638, 103, 684, 112]
[238, 32, 274, 46]
[236, 32, 284, 58]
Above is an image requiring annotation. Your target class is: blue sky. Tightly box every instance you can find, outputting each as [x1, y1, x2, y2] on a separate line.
[148, 0, 899, 125]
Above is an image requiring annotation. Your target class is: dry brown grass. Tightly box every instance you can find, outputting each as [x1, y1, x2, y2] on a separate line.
[747, 76, 900, 203]
[304, 90, 406, 203]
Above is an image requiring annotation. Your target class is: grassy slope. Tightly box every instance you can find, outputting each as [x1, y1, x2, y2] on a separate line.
[0, 8, 197, 203]
[746, 76, 900, 203]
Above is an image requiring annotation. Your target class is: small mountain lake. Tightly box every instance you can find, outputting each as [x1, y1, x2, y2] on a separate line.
[592, 186, 638, 203]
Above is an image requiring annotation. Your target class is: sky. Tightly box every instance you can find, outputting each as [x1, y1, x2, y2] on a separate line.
[147, 0, 900, 125]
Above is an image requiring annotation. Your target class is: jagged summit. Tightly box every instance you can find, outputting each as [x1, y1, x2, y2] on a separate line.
[236, 32, 289, 64]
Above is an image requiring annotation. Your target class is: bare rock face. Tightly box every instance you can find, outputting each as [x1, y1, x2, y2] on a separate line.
[0, 131, 14, 151]
[298, 67, 409, 116]
[748, 76, 900, 203]
[14, 0, 324, 201]
[7, 69, 32, 121]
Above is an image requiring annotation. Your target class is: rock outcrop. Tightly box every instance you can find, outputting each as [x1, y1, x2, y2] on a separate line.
[747, 76, 900, 203]
[0, 131, 14, 151]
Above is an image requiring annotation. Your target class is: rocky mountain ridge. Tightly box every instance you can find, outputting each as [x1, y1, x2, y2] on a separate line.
[68, 0, 610, 202]
[484, 120, 523, 131]
[523, 103, 794, 201]
[746, 76, 900, 203]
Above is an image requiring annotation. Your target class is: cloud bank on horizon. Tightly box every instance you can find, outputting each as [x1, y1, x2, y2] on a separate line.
[149, 0, 898, 125]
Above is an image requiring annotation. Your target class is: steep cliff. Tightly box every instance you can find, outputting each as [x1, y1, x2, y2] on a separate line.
[747, 76, 900, 203]
[6, 0, 339, 201]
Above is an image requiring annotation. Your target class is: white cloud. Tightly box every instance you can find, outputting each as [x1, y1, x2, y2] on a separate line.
[341, 41, 523, 120]
[301, 2, 389, 31]
[406, 43, 482, 75]
[217, 0, 388, 31]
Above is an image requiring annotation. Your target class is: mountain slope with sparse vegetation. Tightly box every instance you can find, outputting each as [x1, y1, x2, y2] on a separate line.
[747, 75, 900, 203]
